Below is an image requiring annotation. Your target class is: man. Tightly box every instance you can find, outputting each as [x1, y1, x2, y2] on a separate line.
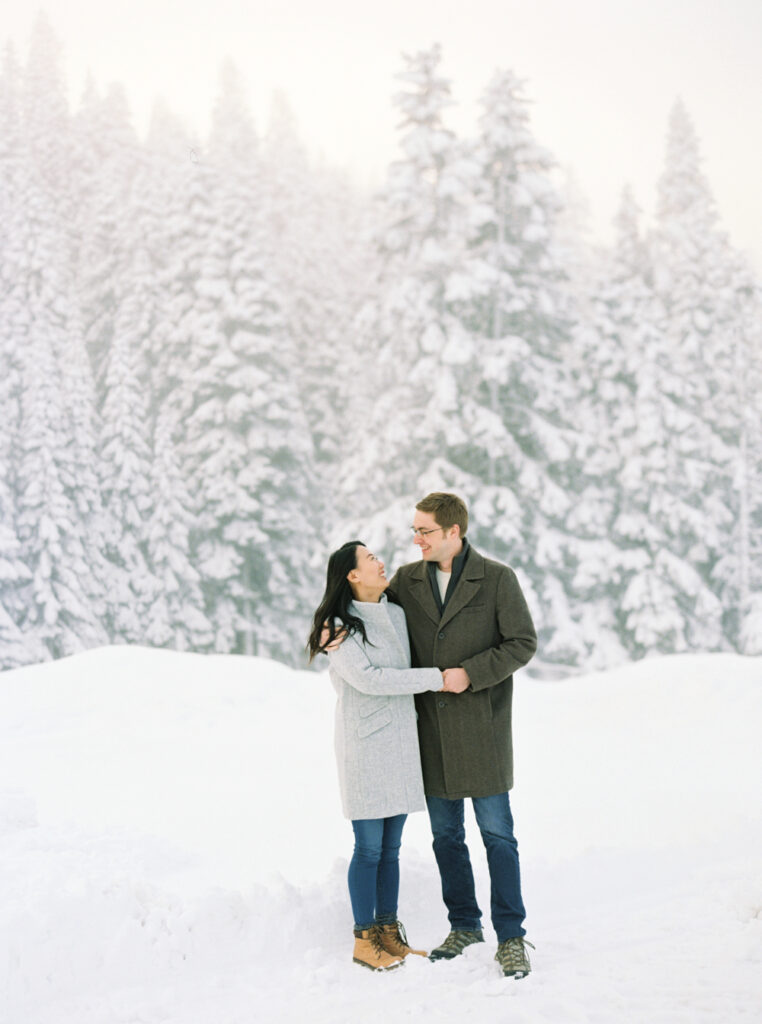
[387, 492, 537, 979]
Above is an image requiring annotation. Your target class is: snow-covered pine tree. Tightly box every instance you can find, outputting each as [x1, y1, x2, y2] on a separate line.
[178, 63, 322, 662]
[56, 297, 112, 631]
[12, 17, 108, 657]
[145, 405, 214, 650]
[97, 272, 160, 643]
[138, 100, 202, 415]
[0, 41, 45, 668]
[72, 79, 143, 391]
[647, 99, 735, 652]
[450, 68, 580, 668]
[0, 39, 20, 180]
[554, 166, 601, 305]
[20, 13, 70, 195]
[72, 79, 173, 645]
[707, 258, 762, 652]
[0, 44, 23, 507]
[571, 186, 683, 661]
[262, 92, 370, 474]
[336, 44, 475, 571]
[13, 265, 109, 657]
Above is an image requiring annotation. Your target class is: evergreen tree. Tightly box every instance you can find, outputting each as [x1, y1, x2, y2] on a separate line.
[338, 44, 471, 572]
[451, 69, 580, 666]
[98, 274, 159, 643]
[14, 288, 107, 656]
[72, 78, 142, 390]
[708, 262, 762, 652]
[573, 187, 685, 660]
[178, 64, 322, 661]
[145, 405, 214, 650]
[71, 81, 167, 644]
[648, 100, 735, 651]
[0, 40, 21, 163]
[0, 44, 38, 667]
[138, 100, 201, 415]
[21, 13, 70, 195]
[12, 17, 107, 657]
[262, 93, 369, 473]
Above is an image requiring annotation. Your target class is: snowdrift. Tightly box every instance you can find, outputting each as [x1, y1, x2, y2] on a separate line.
[1, 647, 760, 1023]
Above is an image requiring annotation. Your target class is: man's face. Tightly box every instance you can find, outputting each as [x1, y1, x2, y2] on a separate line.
[412, 510, 461, 564]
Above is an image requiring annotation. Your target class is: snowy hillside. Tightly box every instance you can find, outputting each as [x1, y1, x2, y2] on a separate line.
[1, 647, 760, 1023]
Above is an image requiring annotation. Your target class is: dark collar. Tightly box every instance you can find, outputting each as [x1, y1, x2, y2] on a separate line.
[427, 538, 470, 577]
[426, 538, 471, 613]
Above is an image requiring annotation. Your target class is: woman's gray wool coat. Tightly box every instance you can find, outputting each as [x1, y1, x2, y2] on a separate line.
[327, 597, 443, 821]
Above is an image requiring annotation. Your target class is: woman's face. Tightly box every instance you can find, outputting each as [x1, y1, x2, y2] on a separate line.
[347, 545, 388, 596]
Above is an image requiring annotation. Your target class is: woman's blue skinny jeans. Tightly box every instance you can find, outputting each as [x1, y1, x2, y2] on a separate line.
[348, 813, 407, 930]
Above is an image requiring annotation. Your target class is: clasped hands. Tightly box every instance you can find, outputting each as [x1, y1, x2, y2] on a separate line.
[441, 667, 469, 693]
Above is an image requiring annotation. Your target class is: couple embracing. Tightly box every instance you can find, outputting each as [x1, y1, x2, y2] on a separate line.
[307, 492, 537, 979]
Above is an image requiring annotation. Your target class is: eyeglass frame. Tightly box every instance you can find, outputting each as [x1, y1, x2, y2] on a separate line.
[410, 526, 446, 538]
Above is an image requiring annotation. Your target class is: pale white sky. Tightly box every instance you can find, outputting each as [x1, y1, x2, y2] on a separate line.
[6, 1, 762, 269]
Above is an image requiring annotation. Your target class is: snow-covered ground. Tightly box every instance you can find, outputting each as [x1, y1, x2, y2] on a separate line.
[1, 647, 760, 1024]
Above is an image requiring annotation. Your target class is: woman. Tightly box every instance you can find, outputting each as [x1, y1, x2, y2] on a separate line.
[308, 540, 460, 971]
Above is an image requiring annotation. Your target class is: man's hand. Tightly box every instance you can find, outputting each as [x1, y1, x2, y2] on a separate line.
[319, 622, 347, 651]
[442, 667, 470, 693]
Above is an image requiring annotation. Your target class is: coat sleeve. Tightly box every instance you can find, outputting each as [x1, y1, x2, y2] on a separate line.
[460, 567, 537, 691]
[327, 633, 442, 696]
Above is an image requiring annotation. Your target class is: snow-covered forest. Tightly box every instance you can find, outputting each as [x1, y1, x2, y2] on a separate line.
[1, 16, 761, 673]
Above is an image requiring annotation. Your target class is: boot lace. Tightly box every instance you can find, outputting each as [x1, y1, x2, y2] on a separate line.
[369, 925, 388, 955]
[495, 936, 535, 972]
[440, 929, 480, 954]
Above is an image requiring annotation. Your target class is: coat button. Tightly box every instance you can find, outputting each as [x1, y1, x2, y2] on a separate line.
[438, 700, 446, 708]
[438, 632, 445, 640]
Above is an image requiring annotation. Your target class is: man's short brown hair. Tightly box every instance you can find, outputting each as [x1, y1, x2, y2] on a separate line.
[415, 492, 468, 538]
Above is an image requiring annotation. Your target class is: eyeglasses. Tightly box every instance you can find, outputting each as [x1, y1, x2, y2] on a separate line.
[410, 526, 445, 537]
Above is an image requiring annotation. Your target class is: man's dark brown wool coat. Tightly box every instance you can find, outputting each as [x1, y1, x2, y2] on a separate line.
[388, 547, 537, 799]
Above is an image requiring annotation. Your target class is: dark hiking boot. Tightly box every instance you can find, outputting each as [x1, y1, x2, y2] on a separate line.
[352, 926, 404, 971]
[377, 920, 427, 958]
[495, 936, 535, 978]
[428, 928, 484, 961]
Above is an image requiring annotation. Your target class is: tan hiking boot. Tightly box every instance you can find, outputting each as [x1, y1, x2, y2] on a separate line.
[377, 920, 427, 958]
[352, 926, 404, 971]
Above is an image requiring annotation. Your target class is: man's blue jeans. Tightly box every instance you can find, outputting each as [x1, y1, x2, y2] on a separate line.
[426, 792, 526, 941]
[348, 814, 407, 929]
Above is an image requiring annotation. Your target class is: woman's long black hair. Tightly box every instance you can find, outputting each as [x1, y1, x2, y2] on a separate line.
[307, 540, 372, 662]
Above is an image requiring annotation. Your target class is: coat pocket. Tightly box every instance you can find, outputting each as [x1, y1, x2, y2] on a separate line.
[358, 697, 389, 718]
[357, 706, 392, 738]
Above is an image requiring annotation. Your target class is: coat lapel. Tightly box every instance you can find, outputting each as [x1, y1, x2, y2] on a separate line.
[439, 548, 486, 629]
[407, 562, 441, 626]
